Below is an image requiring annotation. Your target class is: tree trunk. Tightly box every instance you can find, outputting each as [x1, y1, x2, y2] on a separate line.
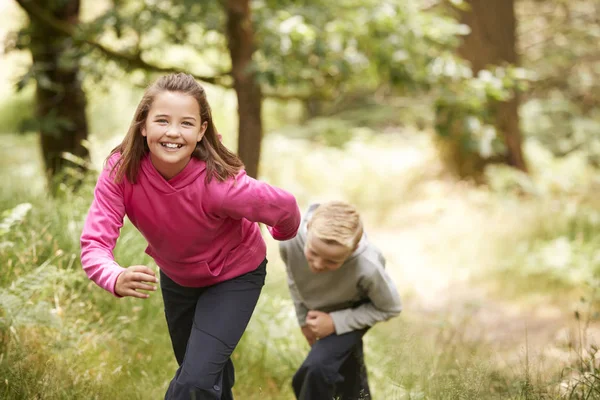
[224, 0, 263, 179]
[22, 0, 90, 190]
[458, 0, 527, 172]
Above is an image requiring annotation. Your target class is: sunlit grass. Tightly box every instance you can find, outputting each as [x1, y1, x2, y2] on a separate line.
[1, 129, 600, 399]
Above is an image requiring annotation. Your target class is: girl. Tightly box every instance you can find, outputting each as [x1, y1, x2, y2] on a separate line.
[80, 73, 301, 400]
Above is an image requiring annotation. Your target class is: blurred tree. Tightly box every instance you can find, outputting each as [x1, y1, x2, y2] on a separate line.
[225, 0, 263, 179]
[434, 0, 528, 180]
[9, 0, 466, 179]
[253, 1, 460, 114]
[9, 0, 600, 187]
[434, 0, 600, 178]
[458, 0, 527, 172]
[75, 0, 461, 177]
[14, 0, 90, 191]
[518, 0, 600, 165]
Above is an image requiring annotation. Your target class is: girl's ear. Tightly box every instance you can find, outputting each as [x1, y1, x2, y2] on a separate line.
[141, 125, 147, 137]
[197, 121, 208, 142]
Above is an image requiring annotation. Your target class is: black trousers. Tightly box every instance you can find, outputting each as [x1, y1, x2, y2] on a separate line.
[292, 328, 371, 400]
[160, 259, 267, 400]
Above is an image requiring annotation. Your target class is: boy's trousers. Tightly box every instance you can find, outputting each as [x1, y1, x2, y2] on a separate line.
[160, 259, 267, 400]
[293, 328, 371, 400]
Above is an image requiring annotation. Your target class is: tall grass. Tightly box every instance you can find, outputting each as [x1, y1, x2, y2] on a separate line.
[1, 131, 600, 399]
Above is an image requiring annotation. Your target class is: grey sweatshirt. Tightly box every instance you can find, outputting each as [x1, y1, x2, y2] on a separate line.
[279, 204, 402, 335]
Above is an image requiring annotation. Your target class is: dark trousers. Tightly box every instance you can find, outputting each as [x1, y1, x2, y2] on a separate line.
[292, 329, 371, 400]
[160, 259, 267, 400]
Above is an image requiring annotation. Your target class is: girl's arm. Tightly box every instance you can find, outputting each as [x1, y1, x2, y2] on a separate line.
[80, 162, 127, 296]
[213, 170, 301, 240]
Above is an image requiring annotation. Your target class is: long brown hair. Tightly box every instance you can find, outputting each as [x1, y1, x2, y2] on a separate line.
[108, 73, 244, 184]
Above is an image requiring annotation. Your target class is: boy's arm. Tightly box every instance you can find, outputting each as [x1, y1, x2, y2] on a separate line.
[280, 243, 310, 326]
[329, 263, 402, 335]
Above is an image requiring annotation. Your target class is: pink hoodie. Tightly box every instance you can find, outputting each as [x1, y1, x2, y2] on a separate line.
[80, 153, 301, 295]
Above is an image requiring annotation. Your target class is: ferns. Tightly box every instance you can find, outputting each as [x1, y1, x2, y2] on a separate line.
[0, 203, 31, 240]
[0, 203, 81, 336]
[0, 265, 74, 332]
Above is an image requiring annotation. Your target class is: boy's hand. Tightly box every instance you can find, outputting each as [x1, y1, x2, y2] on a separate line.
[301, 325, 317, 346]
[115, 265, 158, 298]
[305, 310, 335, 340]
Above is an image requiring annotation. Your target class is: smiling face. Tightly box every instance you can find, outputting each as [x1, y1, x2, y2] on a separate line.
[304, 230, 354, 274]
[141, 91, 207, 180]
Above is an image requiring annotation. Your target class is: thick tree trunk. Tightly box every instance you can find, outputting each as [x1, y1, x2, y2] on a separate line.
[23, 0, 90, 189]
[224, 0, 263, 179]
[458, 0, 527, 172]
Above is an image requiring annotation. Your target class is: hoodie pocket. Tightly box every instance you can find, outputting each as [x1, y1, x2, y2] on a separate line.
[146, 244, 257, 282]
[222, 243, 257, 272]
[146, 247, 215, 282]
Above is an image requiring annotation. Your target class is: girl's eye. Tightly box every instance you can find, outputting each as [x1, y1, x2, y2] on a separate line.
[156, 119, 168, 123]
[183, 121, 194, 127]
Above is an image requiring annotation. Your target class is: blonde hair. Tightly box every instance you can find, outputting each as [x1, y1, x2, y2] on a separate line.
[308, 201, 363, 250]
[108, 73, 243, 184]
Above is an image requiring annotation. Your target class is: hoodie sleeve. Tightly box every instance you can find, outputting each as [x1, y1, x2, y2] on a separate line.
[80, 161, 127, 296]
[280, 242, 309, 326]
[214, 170, 301, 241]
[329, 257, 402, 335]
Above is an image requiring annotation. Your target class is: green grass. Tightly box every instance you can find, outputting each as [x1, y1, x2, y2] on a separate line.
[2, 131, 600, 399]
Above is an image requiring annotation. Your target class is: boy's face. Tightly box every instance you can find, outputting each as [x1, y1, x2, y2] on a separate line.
[304, 231, 353, 274]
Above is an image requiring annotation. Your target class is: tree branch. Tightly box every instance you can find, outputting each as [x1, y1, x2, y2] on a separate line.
[261, 90, 330, 101]
[15, 0, 326, 102]
[15, 0, 229, 86]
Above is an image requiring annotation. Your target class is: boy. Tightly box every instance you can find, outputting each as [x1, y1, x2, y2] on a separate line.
[279, 201, 402, 400]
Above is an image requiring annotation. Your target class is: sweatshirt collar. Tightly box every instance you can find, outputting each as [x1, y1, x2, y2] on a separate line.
[141, 153, 206, 193]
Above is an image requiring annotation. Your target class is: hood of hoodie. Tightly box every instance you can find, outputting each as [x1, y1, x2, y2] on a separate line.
[299, 203, 368, 260]
[140, 152, 207, 194]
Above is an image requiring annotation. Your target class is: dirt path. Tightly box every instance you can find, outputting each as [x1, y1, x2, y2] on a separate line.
[370, 182, 599, 372]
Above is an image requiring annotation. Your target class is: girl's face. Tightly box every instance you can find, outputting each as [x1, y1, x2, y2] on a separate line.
[142, 91, 207, 180]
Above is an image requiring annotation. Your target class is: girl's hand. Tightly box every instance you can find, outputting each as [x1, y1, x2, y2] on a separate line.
[305, 310, 335, 340]
[115, 265, 158, 298]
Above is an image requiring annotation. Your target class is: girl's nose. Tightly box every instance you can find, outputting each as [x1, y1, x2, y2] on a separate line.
[165, 125, 180, 136]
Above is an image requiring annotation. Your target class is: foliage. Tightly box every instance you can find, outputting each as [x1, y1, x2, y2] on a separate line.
[479, 138, 600, 298]
[2, 128, 600, 398]
[434, 59, 534, 161]
[6, 0, 465, 101]
[0, 88, 34, 135]
[427, 0, 600, 175]
[6, 0, 600, 173]
[518, 0, 600, 163]
[3, 0, 600, 396]
[254, 0, 463, 99]
[0, 203, 32, 237]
